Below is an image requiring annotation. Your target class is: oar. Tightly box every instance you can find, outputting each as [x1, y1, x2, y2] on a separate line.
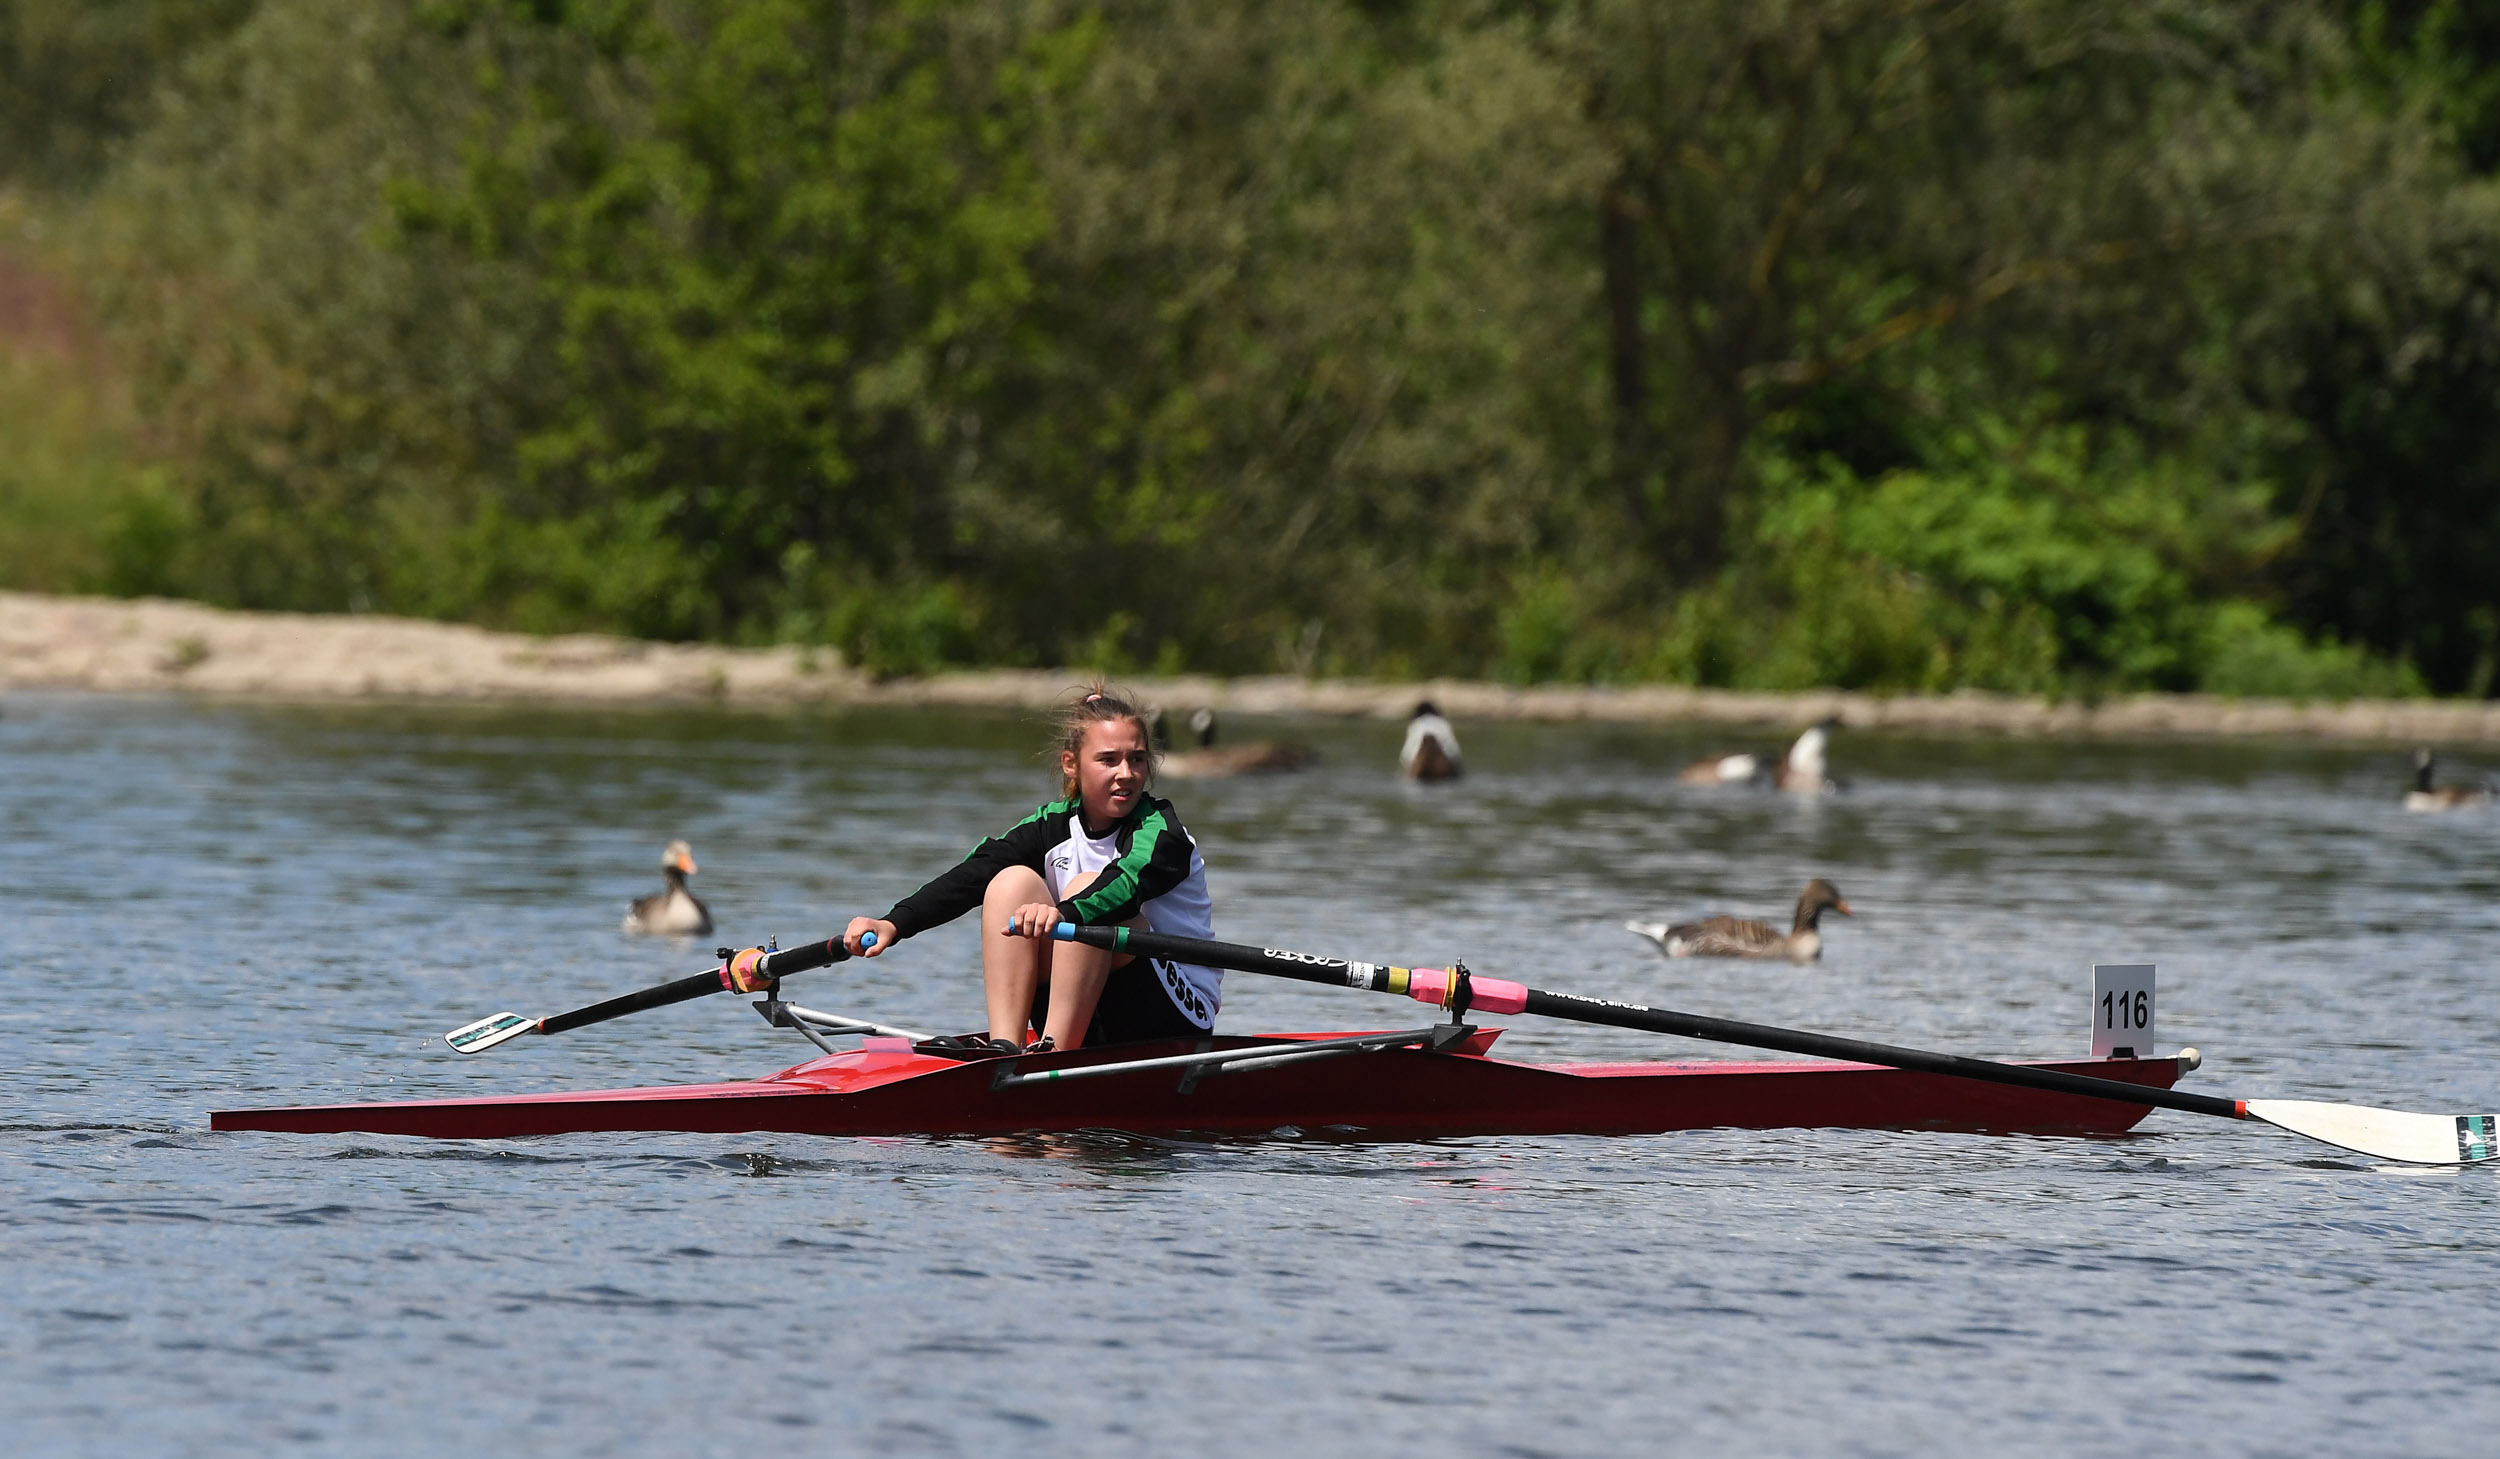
[443, 934, 872, 1054]
[1047, 921, 2499, 1166]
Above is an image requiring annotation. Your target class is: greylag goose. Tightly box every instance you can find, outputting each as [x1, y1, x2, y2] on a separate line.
[1624, 879, 1853, 963]
[2405, 749, 2494, 812]
[623, 840, 712, 936]
[1159, 708, 1313, 778]
[1770, 719, 1839, 794]
[1400, 701, 1463, 781]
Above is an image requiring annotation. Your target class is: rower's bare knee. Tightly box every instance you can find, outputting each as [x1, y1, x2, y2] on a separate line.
[984, 864, 1050, 914]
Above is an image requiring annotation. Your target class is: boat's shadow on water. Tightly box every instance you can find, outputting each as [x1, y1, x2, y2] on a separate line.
[945, 1125, 1433, 1170]
[221, 1126, 1491, 1181]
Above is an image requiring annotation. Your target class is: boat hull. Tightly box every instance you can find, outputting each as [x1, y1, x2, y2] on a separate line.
[211, 1033, 2189, 1142]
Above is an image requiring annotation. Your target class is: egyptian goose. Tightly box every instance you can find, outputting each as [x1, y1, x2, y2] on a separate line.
[1625, 879, 1854, 963]
[1400, 701, 1463, 781]
[1159, 708, 1313, 778]
[623, 840, 713, 936]
[2405, 749, 2494, 812]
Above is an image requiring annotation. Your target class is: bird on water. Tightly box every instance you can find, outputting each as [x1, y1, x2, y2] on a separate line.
[1625, 879, 1854, 963]
[1770, 719, 1839, 794]
[2405, 748, 2494, 812]
[1677, 749, 1759, 786]
[623, 840, 713, 936]
[1678, 719, 1840, 793]
[1156, 708, 1313, 778]
[1400, 701, 1463, 781]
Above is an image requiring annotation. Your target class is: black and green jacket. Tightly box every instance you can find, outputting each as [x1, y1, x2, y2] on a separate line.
[882, 793, 1214, 944]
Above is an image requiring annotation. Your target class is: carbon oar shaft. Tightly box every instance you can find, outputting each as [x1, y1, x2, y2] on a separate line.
[1051, 922, 2242, 1122]
[450, 936, 866, 1052]
[1515, 986, 2241, 1120]
[539, 936, 858, 1035]
[537, 968, 734, 1036]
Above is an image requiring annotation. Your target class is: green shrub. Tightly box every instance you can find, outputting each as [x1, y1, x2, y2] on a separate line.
[2196, 602, 2425, 700]
[826, 578, 983, 679]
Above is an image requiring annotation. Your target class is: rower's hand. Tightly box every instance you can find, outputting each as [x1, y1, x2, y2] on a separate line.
[1004, 903, 1062, 941]
[844, 916, 896, 957]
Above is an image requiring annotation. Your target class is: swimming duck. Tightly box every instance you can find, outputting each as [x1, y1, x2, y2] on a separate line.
[1159, 708, 1314, 778]
[1400, 701, 1463, 781]
[1770, 719, 1839, 794]
[1624, 879, 1854, 963]
[2405, 749, 2494, 812]
[623, 840, 713, 936]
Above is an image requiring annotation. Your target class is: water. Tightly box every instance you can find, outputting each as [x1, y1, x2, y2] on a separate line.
[5, 693, 2498, 1456]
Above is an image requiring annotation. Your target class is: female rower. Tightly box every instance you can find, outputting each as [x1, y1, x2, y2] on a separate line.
[839, 685, 1222, 1054]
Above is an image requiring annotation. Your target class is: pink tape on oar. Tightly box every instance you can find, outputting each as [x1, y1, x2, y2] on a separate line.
[1468, 977, 1529, 1015]
[1403, 967, 1530, 1016]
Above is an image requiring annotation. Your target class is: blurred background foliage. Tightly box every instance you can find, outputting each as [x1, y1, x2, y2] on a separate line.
[1, 0, 2494, 695]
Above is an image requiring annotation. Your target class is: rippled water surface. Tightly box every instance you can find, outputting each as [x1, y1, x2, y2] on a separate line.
[6, 693, 2499, 1456]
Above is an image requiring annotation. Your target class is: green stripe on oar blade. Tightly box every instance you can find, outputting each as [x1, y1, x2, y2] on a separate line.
[2246, 1100, 2500, 1165]
[446, 1012, 535, 1055]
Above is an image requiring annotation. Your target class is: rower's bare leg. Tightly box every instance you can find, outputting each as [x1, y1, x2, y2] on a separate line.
[981, 866, 1054, 1044]
[1038, 927, 1132, 1052]
[979, 866, 1141, 1050]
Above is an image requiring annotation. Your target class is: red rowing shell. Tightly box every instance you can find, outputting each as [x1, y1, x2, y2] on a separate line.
[209, 1031, 2186, 1142]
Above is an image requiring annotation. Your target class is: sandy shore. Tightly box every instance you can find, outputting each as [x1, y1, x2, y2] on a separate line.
[6, 589, 2499, 744]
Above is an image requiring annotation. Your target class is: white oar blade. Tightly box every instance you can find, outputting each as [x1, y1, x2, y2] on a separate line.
[445, 1012, 537, 1056]
[2246, 1100, 2500, 1166]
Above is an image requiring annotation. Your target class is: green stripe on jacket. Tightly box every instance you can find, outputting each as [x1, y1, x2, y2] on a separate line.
[965, 797, 1075, 860]
[1065, 807, 1171, 923]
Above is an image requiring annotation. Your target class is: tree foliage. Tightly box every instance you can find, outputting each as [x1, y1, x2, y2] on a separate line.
[5, 0, 2496, 694]
[0, 0, 256, 188]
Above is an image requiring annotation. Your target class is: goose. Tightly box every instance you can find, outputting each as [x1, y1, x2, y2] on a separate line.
[2405, 748, 2494, 812]
[1770, 719, 1839, 794]
[1158, 708, 1313, 778]
[623, 840, 713, 936]
[1400, 701, 1463, 781]
[1624, 879, 1853, 963]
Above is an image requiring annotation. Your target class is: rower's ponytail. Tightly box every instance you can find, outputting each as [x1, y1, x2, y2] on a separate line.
[1053, 680, 1158, 799]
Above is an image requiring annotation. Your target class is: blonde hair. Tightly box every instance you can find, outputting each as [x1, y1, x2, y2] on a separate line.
[1053, 679, 1159, 799]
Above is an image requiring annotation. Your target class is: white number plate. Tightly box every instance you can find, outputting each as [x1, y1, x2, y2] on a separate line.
[2091, 964, 2155, 1057]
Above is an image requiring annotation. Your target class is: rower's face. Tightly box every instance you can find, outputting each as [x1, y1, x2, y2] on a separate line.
[1066, 719, 1152, 821]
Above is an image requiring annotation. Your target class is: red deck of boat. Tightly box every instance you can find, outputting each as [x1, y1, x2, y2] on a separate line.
[209, 1031, 2188, 1142]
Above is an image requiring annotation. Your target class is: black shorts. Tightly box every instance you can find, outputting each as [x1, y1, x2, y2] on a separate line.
[1028, 957, 1206, 1046]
